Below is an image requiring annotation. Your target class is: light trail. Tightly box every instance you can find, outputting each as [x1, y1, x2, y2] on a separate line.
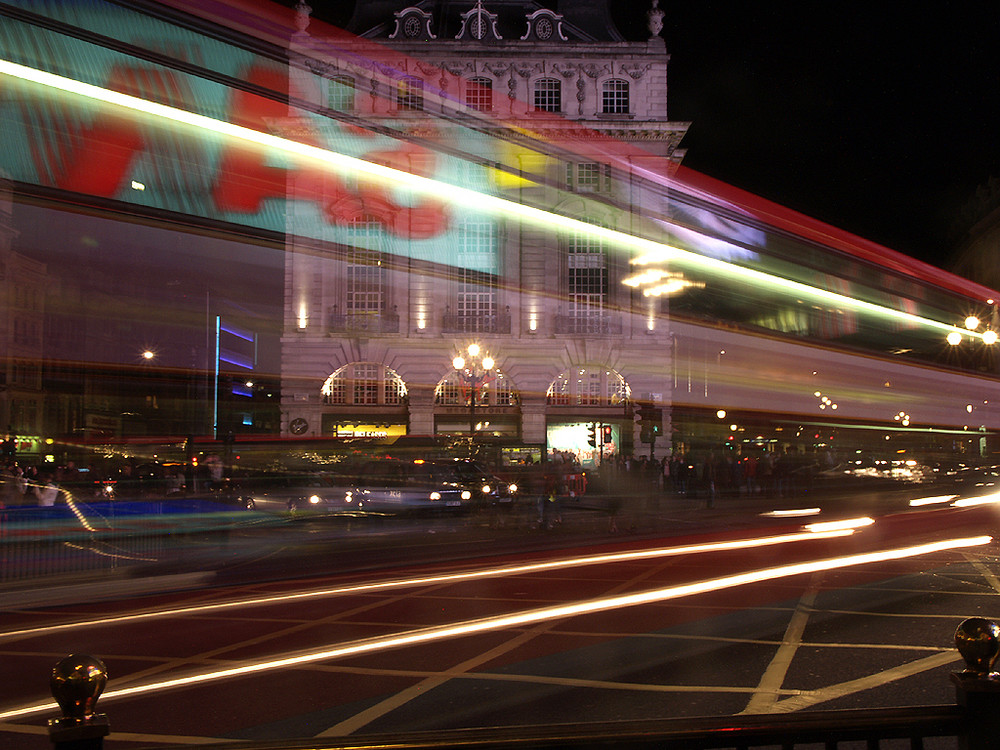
[0, 58, 983, 340]
[0, 528, 852, 640]
[909, 495, 958, 508]
[0, 534, 988, 722]
[805, 517, 875, 533]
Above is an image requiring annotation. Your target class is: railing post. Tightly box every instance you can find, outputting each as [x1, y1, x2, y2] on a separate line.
[953, 617, 1000, 750]
[47, 654, 109, 750]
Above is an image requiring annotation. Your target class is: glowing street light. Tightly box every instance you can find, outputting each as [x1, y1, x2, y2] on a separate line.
[453, 344, 495, 436]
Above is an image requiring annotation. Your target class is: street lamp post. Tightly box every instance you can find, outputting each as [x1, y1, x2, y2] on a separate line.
[453, 343, 495, 436]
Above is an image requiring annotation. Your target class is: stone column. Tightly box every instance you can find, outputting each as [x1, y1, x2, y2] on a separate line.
[520, 393, 547, 447]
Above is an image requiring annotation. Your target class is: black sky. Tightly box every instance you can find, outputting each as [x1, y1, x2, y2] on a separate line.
[288, 1, 1000, 267]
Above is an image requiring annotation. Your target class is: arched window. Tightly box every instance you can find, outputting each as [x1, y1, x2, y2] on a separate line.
[465, 77, 493, 112]
[328, 75, 355, 112]
[533, 78, 561, 112]
[322, 363, 407, 406]
[546, 367, 628, 406]
[435, 366, 518, 407]
[601, 79, 629, 114]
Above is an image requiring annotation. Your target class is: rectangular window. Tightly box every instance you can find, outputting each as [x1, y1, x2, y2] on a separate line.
[577, 163, 601, 191]
[457, 220, 497, 331]
[458, 272, 496, 332]
[465, 77, 493, 112]
[567, 162, 610, 192]
[533, 79, 561, 112]
[568, 228, 607, 331]
[602, 79, 630, 114]
[328, 75, 355, 112]
[397, 77, 423, 111]
[347, 247, 383, 314]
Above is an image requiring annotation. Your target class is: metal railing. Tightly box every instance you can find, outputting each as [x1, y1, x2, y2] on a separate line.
[442, 310, 512, 334]
[327, 309, 401, 334]
[38, 618, 1000, 750]
[554, 311, 622, 335]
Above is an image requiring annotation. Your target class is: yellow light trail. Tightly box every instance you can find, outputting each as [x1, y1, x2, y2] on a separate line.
[0, 534, 988, 722]
[0, 529, 852, 640]
[0, 58, 983, 341]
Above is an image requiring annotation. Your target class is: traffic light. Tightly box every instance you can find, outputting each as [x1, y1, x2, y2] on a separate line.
[602, 425, 613, 442]
[649, 407, 663, 436]
[638, 405, 663, 443]
[587, 423, 597, 447]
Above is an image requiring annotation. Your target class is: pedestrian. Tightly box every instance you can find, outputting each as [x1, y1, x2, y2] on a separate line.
[33, 475, 59, 507]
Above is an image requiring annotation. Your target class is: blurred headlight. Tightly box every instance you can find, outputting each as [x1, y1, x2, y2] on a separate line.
[345, 491, 353, 503]
[481, 484, 491, 494]
[309, 495, 321, 504]
[430, 491, 441, 500]
[508, 483, 518, 493]
[461, 490, 471, 500]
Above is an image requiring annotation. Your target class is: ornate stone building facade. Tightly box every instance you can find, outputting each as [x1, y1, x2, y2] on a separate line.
[279, 0, 689, 462]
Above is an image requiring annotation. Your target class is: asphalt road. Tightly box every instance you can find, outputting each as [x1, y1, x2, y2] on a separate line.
[1, 496, 998, 749]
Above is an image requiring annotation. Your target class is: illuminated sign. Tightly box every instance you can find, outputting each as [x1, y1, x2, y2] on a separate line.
[0, 3, 501, 271]
[333, 424, 406, 439]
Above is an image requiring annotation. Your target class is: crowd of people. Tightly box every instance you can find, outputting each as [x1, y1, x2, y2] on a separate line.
[593, 446, 832, 505]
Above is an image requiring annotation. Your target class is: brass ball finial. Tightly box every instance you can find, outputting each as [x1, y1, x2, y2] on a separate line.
[955, 618, 1000, 676]
[50, 654, 108, 721]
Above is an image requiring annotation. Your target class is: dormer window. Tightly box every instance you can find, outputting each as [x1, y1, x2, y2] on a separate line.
[522, 9, 567, 42]
[389, 8, 435, 40]
[457, 1, 501, 42]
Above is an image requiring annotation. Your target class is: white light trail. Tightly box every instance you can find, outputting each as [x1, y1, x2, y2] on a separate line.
[0, 529, 851, 640]
[805, 517, 875, 533]
[0, 534, 988, 722]
[909, 495, 958, 508]
[0, 58, 983, 340]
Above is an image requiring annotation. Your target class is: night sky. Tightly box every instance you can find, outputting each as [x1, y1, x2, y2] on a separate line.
[285, 1, 1000, 268]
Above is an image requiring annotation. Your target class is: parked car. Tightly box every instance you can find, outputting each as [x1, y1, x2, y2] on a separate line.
[345, 460, 471, 514]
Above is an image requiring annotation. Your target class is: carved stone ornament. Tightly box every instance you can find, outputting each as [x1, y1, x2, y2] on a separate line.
[511, 62, 541, 79]
[552, 63, 578, 79]
[580, 63, 611, 79]
[484, 62, 511, 77]
[620, 63, 652, 80]
[442, 61, 473, 77]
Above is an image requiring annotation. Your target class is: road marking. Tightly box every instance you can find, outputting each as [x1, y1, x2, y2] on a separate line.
[966, 553, 1000, 594]
[768, 651, 961, 712]
[0, 535, 986, 723]
[317, 554, 679, 737]
[0, 529, 853, 641]
[741, 576, 819, 713]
